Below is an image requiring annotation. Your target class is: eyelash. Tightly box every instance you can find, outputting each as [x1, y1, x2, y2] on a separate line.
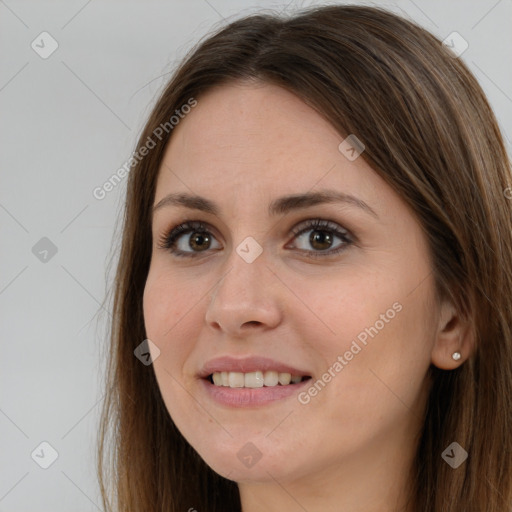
[156, 219, 354, 259]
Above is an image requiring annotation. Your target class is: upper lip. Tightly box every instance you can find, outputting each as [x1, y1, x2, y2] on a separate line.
[199, 356, 311, 378]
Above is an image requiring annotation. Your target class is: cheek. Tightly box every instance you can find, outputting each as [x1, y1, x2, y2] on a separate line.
[299, 268, 434, 410]
[142, 270, 204, 419]
[142, 269, 198, 376]
[293, 270, 401, 356]
[143, 267, 195, 339]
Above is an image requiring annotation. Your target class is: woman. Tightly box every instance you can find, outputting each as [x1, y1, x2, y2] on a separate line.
[97, 5, 512, 511]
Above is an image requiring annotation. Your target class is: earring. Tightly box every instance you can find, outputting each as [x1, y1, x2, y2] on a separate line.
[452, 351, 461, 361]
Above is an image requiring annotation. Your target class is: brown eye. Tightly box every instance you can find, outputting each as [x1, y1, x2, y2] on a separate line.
[289, 219, 353, 258]
[158, 218, 353, 259]
[309, 230, 334, 251]
[157, 220, 220, 257]
[188, 232, 212, 251]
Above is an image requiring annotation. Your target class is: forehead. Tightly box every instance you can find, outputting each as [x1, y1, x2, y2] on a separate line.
[153, 83, 414, 236]
[156, 82, 381, 197]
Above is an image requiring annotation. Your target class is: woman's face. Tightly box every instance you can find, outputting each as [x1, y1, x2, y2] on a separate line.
[143, 82, 440, 485]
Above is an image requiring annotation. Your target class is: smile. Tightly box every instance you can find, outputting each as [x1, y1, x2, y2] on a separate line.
[199, 355, 312, 406]
[209, 371, 309, 388]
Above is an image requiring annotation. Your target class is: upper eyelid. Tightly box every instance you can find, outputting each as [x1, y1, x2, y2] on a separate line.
[290, 218, 349, 235]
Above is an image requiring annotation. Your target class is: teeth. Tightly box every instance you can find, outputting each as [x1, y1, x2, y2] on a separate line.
[228, 372, 245, 388]
[278, 372, 291, 385]
[245, 371, 264, 388]
[264, 371, 278, 386]
[210, 371, 307, 388]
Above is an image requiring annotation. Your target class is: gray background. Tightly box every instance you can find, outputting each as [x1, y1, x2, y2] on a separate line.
[1, 0, 511, 510]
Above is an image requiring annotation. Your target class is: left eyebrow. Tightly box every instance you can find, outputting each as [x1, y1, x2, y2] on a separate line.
[152, 189, 379, 219]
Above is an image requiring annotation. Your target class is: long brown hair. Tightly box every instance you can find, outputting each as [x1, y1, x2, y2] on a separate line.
[97, 5, 512, 511]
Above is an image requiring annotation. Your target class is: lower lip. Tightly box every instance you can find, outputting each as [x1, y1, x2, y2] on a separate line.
[200, 377, 311, 407]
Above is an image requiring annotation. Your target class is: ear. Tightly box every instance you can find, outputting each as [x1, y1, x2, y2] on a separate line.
[431, 300, 475, 370]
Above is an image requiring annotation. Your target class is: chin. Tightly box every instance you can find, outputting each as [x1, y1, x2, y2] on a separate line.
[206, 456, 291, 483]
[193, 437, 309, 484]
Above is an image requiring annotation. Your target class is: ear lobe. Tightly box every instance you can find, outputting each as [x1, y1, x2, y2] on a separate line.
[431, 300, 475, 370]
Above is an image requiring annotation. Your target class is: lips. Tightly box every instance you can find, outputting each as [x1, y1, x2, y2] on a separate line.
[198, 356, 312, 406]
[198, 355, 311, 379]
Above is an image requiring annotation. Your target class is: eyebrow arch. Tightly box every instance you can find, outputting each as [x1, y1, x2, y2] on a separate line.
[152, 189, 379, 219]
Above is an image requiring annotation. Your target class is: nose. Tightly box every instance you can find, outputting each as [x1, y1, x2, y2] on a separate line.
[204, 244, 283, 337]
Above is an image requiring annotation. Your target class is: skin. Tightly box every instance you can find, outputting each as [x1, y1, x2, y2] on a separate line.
[143, 81, 474, 512]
